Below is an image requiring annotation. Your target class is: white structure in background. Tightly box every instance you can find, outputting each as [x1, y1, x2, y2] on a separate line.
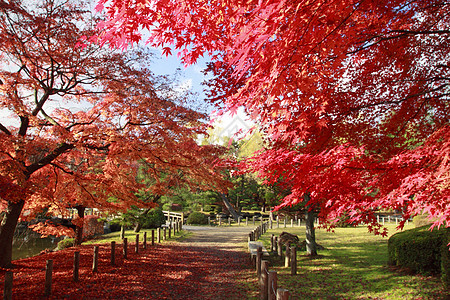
[206, 107, 255, 145]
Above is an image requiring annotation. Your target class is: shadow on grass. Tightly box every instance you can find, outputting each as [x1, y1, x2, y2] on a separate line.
[262, 227, 448, 300]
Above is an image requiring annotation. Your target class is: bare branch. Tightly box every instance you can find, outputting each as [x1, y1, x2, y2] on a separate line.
[0, 122, 11, 135]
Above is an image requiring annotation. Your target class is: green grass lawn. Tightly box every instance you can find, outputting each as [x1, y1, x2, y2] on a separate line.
[251, 224, 449, 299]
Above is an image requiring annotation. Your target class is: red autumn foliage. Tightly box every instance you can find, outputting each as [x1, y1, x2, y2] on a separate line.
[98, 0, 450, 232]
[0, 0, 230, 268]
[82, 216, 104, 239]
[0, 242, 253, 299]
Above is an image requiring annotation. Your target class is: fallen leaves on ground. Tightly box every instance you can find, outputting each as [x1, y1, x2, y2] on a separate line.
[0, 242, 257, 299]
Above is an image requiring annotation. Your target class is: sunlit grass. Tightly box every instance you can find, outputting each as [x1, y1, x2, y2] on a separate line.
[240, 224, 449, 299]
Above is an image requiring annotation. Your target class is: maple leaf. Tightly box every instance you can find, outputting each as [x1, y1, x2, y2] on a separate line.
[96, 0, 449, 233]
[0, 0, 231, 268]
[162, 46, 172, 56]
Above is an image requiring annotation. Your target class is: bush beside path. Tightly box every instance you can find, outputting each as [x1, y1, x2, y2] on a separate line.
[1, 226, 258, 299]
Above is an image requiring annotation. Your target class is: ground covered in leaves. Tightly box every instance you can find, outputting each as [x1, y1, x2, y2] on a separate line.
[1, 227, 258, 299]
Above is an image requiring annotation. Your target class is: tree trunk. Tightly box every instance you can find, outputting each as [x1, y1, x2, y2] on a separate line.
[305, 208, 317, 256]
[74, 206, 85, 246]
[0, 200, 25, 268]
[220, 193, 239, 221]
[134, 208, 151, 233]
[120, 225, 125, 239]
[134, 223, 142, 233]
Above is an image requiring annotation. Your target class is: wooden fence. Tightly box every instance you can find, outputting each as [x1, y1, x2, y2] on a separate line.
[212, 213, 406, 228]
[163, 211, 184, 225]
[2, 219, 183, 299]
[248, 221, 294, 300]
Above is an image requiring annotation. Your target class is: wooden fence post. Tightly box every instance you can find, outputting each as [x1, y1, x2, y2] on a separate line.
[260, 260, 269, 300]
[276, 288, 290, 300]
[163, 227, 167, 240]
[135, 234, 139, 253]
[270, 234, 274, 252]
[44, 259, 53, 296]
[276, 216, 279, 228]
[123, 238, 128, 259]
[291, 219, 293, 227]
[284, 218, 286, 228]
[181, 213, 184, 229]
[168, 225, 171, 239]
[74, 251, 80, 281]
[3, 271, 13, 300]
[92, 246, 99, 272]
[291, 246, 297, 275]
[157, 228, 161, 243]
[253, 216, 256, 225]
[143, 232, 147, 249]
[284, 245, 290, 268]
[110, 242, 115, 266]
[268, 271, 277, 300]
[152, 229, 155, 246]
[277, 238, 282, 257]
[256, 246, 262, 276]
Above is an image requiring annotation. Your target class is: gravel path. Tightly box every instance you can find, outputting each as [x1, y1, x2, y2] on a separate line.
[181, 225, 253, 251]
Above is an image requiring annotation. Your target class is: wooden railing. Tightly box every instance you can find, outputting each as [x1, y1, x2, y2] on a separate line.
[163, 211, 184, 224]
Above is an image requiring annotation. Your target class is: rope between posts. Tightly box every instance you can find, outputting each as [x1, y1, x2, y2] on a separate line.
[271, 278, 277, 295]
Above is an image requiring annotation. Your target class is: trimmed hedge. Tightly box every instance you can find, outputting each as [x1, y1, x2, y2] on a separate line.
[441, 229, 450, 289]
[186, 212, 208, 225]
[388, 225, 450, 284]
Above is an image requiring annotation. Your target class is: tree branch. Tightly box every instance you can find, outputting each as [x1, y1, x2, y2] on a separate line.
[26, 142, 75, 176]
[0, 122, 11, 135]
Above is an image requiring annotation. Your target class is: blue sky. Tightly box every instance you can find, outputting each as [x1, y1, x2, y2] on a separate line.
[152, 50, 254, 140]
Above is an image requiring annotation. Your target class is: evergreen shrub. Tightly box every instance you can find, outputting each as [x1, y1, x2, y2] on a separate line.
[186, 212, 208, 225]
[141, 207, 166, 229]
[440, 230, 450, 289]
[388, 225, 450, 279]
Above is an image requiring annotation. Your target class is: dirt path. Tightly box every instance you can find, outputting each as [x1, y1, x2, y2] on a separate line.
[181, 225, 252, 250]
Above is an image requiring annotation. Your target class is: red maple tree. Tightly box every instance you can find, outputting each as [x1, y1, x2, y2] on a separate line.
[0, 0, 227, 268]
[98, 0, 449, 232]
